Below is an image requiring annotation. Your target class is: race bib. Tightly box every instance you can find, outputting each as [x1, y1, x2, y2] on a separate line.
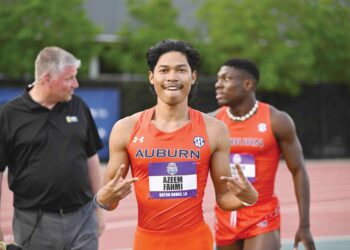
[230, 153, 256, 183]
[148, 161, 197, 199]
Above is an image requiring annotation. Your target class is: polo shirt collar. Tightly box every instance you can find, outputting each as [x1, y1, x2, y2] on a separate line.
[22, 86, 66, 111]
[22, 88, 42, 110]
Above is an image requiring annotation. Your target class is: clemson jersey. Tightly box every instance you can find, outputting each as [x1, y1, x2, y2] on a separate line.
[127, 107, 211, 231]
[214, 102, 281, 245]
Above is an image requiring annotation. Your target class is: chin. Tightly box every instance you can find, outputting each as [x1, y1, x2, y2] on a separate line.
[64, 95, 72, 102]
[216, 99, 227, 107]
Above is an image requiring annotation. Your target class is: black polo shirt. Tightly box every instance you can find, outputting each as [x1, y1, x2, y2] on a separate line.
[0, 90, 103, 212]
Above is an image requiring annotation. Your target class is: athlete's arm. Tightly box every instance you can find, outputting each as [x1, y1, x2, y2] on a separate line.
[206, 116, 258, 211]
[96, 115, 139, 211]
[271, 107, 315, 250]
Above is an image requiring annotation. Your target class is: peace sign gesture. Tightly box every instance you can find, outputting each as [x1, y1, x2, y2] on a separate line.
[220, 164, 258, 206]
[96, 164, 139, 210]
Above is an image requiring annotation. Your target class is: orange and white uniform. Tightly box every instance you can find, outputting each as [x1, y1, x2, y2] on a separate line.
[127, 107, 213, 250]
[215, 102, 281, 246]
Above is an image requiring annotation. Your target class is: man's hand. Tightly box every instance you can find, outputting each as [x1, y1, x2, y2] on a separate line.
[294, 226, 316, 250]
[97, 164, 139, 210]
[220, 164, 258, 206]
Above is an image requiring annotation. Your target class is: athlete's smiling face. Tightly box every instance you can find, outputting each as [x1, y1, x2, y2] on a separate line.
[149, 51, 197, 106]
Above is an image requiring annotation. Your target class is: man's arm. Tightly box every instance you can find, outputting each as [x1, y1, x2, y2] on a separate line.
[271, 107, 315, 250]
[87, 154, 103, 198]
[95, 115, 139, 210]
[87, 153, 105, 236]
[206, 116, 258, 211]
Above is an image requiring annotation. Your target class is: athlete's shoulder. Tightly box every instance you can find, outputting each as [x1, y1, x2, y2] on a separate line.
[109, 111, 144, 148]
[113, 111, 142, 131]
[269, 105, 293, 124]
[269, 104, 296, 138]
[202, 112, 229, 133]
[207, 108, 221, 118]
[201, 111, 230, 152]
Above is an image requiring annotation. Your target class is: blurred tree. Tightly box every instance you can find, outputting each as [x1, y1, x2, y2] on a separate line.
[101, 0, 193, 74]
[196, 0, 350, 94]
[0, 0, 100, 78]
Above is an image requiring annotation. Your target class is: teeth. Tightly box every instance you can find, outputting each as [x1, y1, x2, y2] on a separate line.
[166, 86, 180, 90]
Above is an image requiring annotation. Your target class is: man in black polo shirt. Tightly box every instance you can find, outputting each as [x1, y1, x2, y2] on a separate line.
[0, 47, 105, 250]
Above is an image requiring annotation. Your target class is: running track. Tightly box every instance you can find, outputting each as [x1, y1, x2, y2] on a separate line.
[1, 160, 350, 249]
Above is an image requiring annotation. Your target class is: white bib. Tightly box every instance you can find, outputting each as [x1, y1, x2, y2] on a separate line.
[148, 161, 197, 199]
[230, 153, 256, 183]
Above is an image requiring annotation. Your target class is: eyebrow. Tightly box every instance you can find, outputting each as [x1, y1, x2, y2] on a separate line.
[158, 64, 188, 68]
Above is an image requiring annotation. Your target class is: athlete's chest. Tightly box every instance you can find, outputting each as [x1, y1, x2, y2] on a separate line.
[128, 127, 208, 161]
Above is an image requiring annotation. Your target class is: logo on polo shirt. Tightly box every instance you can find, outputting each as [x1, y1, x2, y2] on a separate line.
[66, 116, 79, 123]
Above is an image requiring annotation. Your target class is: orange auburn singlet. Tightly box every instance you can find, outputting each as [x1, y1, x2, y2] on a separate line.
[127, 107, 213, 249]
[215, 102, 281, 246]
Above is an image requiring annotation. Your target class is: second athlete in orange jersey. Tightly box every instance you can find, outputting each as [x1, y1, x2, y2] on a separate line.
[213, 58, 314, 250]
[215, 102, 281, 245]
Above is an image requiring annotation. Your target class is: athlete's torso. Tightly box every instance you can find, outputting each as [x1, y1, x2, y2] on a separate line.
[216, 102, 280, 201]
[127, 107, 211, 231]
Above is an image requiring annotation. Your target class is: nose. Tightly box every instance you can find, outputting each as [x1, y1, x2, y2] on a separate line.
[72, 78, 79, 89]
[166, 70, 178, 82]
[215, 79, 223, 89]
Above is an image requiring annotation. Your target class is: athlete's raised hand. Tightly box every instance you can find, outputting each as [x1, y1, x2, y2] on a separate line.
[97, 164, 139, 210]
[220, 164, 258, 206]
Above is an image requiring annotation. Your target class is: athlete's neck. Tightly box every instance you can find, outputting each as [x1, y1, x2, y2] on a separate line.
[152, 103, 190, 132]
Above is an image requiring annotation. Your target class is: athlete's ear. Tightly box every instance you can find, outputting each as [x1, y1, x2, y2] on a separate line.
[243, 79, 254, 91]
[149, 71, 154, 85]
[191, 70, 197, 85]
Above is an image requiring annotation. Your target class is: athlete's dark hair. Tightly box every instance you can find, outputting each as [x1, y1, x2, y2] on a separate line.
[146, 39, 200, 100]
[146, 39, 200, 72]
[223, 58, 260, 85]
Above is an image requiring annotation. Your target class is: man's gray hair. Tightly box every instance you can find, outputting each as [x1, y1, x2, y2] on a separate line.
[34, 46, 81, 81]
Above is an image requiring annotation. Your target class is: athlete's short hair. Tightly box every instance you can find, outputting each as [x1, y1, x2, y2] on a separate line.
[146, 39, 200, 73]
[223, 58, 259, 85]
